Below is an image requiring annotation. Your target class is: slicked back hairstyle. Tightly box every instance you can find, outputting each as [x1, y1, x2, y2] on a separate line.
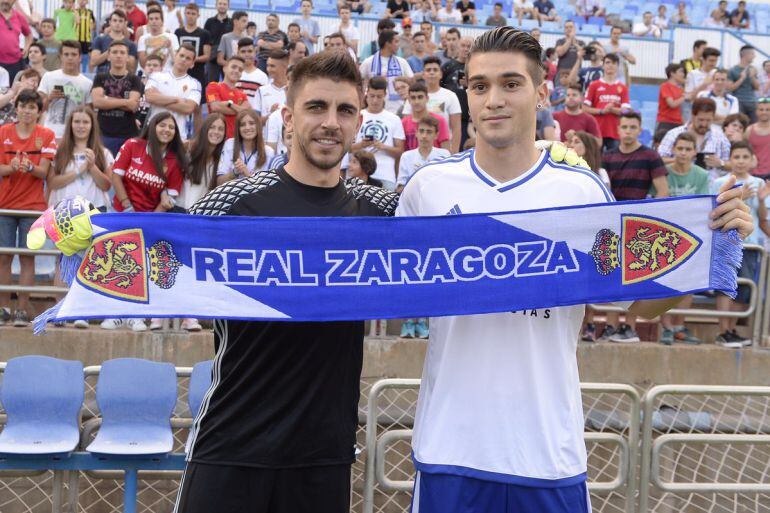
[286, 51, 363, 107]
[368, 76, 387, 91]
[466, 27, 545, 85]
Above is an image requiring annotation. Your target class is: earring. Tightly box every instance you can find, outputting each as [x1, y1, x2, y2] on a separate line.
[536, 103, 543, 110]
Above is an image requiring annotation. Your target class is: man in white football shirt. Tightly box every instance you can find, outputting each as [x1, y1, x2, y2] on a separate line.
[397, 27, 752, 513]
[351, 76, 404, 191]
[144, 44, 201, 141]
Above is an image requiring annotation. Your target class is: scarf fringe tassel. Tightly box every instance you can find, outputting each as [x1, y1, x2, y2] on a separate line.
[711, 229, 743, 300]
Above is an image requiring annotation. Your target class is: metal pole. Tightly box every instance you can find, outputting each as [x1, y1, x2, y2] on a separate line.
[124, 469, 138, 513]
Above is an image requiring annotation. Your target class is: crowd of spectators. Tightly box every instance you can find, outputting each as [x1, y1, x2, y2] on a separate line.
[0, 0, 767, 347]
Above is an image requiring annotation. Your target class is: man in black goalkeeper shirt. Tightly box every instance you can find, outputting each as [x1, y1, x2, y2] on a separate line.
[174, 52, 399, 513]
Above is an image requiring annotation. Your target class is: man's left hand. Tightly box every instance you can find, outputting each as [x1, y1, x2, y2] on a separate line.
[711, 174, 754, 240]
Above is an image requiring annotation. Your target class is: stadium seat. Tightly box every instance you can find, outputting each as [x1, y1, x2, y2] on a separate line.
[188, 360, 214, 419]
[582, 24, 601, 34]
[0, 356, 84, 455]
[86, 358, 177, 456]
[541, 21, 561, 30]
[587, 16, 605, 26]
[519, 18, 540, 30]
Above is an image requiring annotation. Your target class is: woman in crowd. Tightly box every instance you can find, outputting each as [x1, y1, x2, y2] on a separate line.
[216, 110, 274, 185]
[567, 130, 611, 187]
[105, 111, 187, 332]
[47, 106, 113, 329]
[723, 113, 751, 143]
[180, 113, 226, 210]
[0, 69, 41, 125]
[346, 150, 382, 187]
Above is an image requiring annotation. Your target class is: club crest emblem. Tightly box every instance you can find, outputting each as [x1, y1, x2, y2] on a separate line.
[76, 229, 181, 303]
[590, 215, 701, 284]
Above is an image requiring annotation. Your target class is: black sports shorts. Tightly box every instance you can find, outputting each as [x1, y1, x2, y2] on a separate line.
[174, 462, 351, 513]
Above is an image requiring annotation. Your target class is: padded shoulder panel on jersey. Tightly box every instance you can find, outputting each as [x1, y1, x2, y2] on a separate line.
[343, 178, 400, 217]
[188, 169, 282, 216]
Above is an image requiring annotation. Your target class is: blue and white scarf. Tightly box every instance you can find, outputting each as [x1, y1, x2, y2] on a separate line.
[35, 195, 741, 331]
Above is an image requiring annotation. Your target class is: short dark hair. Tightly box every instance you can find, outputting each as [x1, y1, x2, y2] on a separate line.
[693, 40, 707, 50]
[287, 40, 308, 57]
[604, 53, 620, 64]
[740, 45, 755, 56]
[610, 25, 622, 32]
[368, 76, 388, 92]
[713, 68, 729, 78]
[413, 31, 427, 41]
[447, 27, 461, 39]
[178, 42, 196, 55]
[702, 47, 721, 60]
[423, 55, 442, 69]
[108, 39, 130, 52]
[691, 97, 716, 116]
[146, 53, 163, 65]
[246, 21, 256, 29]
[60, 40, 81, 54]
[377, 19, 396, 31]
[378, 29, 397, 49]
[147, 7, 163, 19]
[184, 2, 199, 12]
[15, 89, 43, 111]
[268, 49, 289, 61]
[673, 132, 696, 148]
[28, 41, 46, 55]
[620, 110, 642, 124]
[338, 3, 350, 10]
[40, 17, 55, 27]
[352, 150, 377, 176]
[730, 139, 754, 156]
[723, 112, 750, 131]
[238, 37, 254, 49]
[494, 1, 503, 7]
[409, 81, 428, 95]
[418, 115, 439, 132]
[286, 51, 362, 107]
[288, 22, 300, 31]
[467, 27, 545, 85]
[227, 56, 245, 65]
[328, 32, 347, 44]
[110, 9, 127, 20]
[665, 63, 683, 78]
[567, 82, 583, 94]
[232, 10, 248, 21]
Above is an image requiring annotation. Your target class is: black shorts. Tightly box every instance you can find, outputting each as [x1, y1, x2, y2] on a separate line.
[174, 462, 351, 513]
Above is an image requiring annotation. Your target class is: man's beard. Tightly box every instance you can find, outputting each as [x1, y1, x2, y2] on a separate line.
[295, 131, 350, 170]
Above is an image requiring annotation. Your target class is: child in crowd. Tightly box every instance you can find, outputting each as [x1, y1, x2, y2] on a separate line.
[0, 91, 57, 327]
[713, 141, 768, 347]
[54, 0, 79, 43]
[347, 150, 380, 186]
[550, 69, 570, 112]
[656, 132, 709, 345]
[0, 69, 41, 124]
[136, 54, 163, 130]
[38, 18, 63, 71]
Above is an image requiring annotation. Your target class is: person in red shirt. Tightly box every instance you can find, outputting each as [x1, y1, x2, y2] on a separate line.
[0, 90, 56, 326]
[112, 111, 186, 213]
[0, 1, 33, 82]
[553, 83, 602, 142]
[401, 82, 450, 151]
[124, 0, 147, 41]
[583, 53, 630, 152]
[657, 63, 686, 134]
[206, 56, 250, 138]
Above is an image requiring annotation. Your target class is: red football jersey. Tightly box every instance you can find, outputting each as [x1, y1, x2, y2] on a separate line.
[205, 81, 249, 138]
[112, 138, 183, 212]
[584, 79, 630, 141]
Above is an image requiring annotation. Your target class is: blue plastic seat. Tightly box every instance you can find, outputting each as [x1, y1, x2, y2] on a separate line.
[188, 361, 213, 420]
[0, 356, 84, 455]
[587, 16, 605, 26]
[582, 24, 601, 34]
[86, 358, 177, 456]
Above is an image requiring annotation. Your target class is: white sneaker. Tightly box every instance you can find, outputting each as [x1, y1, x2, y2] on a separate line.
[149, 318, 163, 330]
[128, 319, 147, 332]
[73, 319, 89, 329]
[181, 318, 202, 332]
[100, 318, 124, 330]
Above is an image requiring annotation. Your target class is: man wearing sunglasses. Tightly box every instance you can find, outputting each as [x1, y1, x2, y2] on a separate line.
[0, 0, 33, 82]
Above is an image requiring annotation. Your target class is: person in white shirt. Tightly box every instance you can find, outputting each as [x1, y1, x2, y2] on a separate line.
[697, 69, 739, 130]
[350, 76, 404, 190]
[163, 0, 183, 34]
[144, 44, 201, 141]
[654, 4, 669, 29]
[359, 30, 414, 114]
[37, 41, 93, 140]
[255, 49, 289, 135]
[216, 109, 275, 184]
[338, 5, 359, 56]
[632, 11, 662, 38]
[264, 105, 286, 154]
[436, 1, 463, 23]
[401, 55, 462, 152]
[685, 47, 720, 101]
[138, 7, 180, 71]
[235, 38, 269, 110]
[396, 26, 753, 513]
[396, 115, 450, 191]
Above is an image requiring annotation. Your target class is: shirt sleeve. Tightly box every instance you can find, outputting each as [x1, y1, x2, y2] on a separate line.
[128, 41, 138, 58]
[40, 130, 57, 160]
[730, 97, 740, 114]
[648, 152, 668, 179]
[170, 34, 180, 52]
[137, 35, 147, 52]
[37, 72, 52, 95]
[584, 82, 596, 107]
[19, 13, 30, 36]
[447, 90, 462, 115]
[186, 78, 202, 104]
[266, 112, 281, 143]
[620, 84, 630, 108]
[718, 133, 731, 161]
[217, 140, 234, 176]
[587, 114, 602, 139]
[392, 116, 405, 141]
[146, 73, 161, 91]
[437, 116, 450, 145]
[395, 171, 421, 216]
[112, 139, 134, 175]
[131, 74, 144, 94]
[397, 154, 410, 186]
[401, 58, 414, 78]
[205, 82, 220, 103]
[165, 157, 183, 196]
[657, 129, 677, 158]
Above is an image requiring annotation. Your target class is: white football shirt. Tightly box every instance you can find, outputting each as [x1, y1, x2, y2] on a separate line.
[396, 149, 615, 486]
[356, 109, 405, 185]
[145, 70, 201, 141]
